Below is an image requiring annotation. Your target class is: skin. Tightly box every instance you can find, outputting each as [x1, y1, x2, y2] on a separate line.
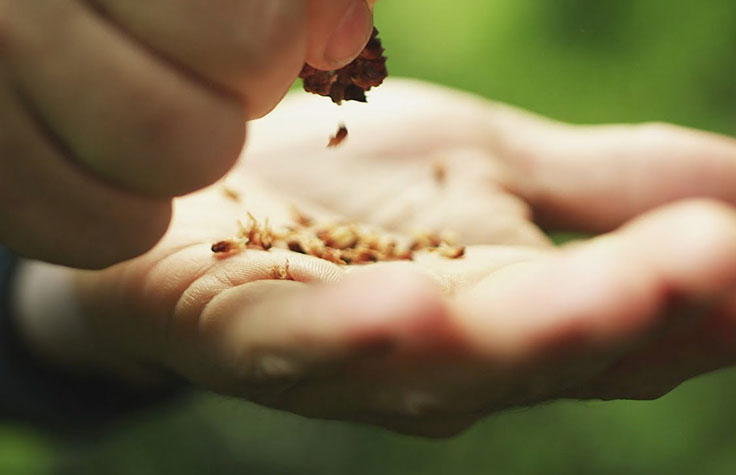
[0, 0, 375, 268]
[13, 79, 736, 438]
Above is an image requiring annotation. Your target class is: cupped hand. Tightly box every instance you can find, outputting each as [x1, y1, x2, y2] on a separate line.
[0, 0, 375, 268]
[17, 79, 736, 437]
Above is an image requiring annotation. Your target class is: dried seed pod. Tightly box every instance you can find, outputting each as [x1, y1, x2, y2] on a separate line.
[299, 28, 388, 105]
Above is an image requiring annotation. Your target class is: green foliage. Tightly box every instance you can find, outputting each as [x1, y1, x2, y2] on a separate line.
[0, 427, 51, 474]
[3, 1, 736, 473]
[377, 0, 736, 133]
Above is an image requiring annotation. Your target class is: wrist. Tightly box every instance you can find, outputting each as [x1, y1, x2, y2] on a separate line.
[0, 251, 184, 429]
[11, 260, 168, 387]
[13, 260, 97, 370]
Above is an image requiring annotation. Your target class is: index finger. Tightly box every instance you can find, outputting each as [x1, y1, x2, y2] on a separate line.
[509, 123, 736, 233]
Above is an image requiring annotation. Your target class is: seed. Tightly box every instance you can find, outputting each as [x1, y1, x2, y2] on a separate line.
[328, 124, 349, 148]
[433, 160, 447, 185]
[271, 260, 292, 280]
[434, 244, 466, 259]
[290, 206, 314, 227]
[212, 240, 235, 253]
[287, 240, 306, 254]
[317, 225, 359, 249]
[221, 185, 241, 202]
[212, 211, 465, 265]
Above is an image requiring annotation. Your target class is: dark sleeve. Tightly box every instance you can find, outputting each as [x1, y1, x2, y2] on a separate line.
[0, 247, 182, 432]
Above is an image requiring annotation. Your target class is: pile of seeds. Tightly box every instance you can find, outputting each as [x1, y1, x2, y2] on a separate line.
[211, 209, 465, 265]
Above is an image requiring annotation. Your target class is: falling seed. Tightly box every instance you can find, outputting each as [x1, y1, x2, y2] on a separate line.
[221, 185, 241, 202]
[328, 124, 349, 148]
[433, 160, 447, 185]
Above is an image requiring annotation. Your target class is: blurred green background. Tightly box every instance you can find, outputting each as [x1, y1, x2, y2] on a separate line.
[3, 1, 736, 473]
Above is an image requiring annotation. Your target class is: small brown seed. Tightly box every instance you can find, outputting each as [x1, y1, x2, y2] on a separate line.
[290, 206, 314, 227]
[222, 185, 241, 202]
[433, 160, 447, 185]
[212, 240, 235, 253]
[328, 125, 349, 148]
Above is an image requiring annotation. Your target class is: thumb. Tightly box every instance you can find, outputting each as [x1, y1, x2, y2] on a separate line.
[454, 199, 736, 362]
[306, 0, 375, 70]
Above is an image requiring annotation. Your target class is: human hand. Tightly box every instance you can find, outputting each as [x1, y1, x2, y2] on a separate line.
[0, 0, 375, 268]
[14, 79, 736, 437]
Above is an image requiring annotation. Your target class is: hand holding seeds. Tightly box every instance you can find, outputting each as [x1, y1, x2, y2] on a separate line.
[12, 80, 736, 437]
[0, 0, 376, 268]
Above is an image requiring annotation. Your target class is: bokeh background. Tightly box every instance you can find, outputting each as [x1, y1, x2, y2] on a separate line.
[3, 0, 736, 473]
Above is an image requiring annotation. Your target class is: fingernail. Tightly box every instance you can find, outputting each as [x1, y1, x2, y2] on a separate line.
[324, 0, 373, 67]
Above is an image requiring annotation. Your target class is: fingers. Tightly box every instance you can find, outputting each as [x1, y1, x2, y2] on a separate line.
[563, 290, 736, 401]
[454, 199, 736, 363]
[85, 0, 309, 119]
[0, 76, 171, 269]
[305, 0, 374, 70]
[186, 269, 447, 394]
[510, 121, 736, 233]
[4, 0, 376, 200]
[4, 1, 245, 197]
[84, 0, 375, 115]
[557, 200, 736, 400]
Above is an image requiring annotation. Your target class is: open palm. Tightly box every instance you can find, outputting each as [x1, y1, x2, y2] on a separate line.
[67, 79, 736, 437]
